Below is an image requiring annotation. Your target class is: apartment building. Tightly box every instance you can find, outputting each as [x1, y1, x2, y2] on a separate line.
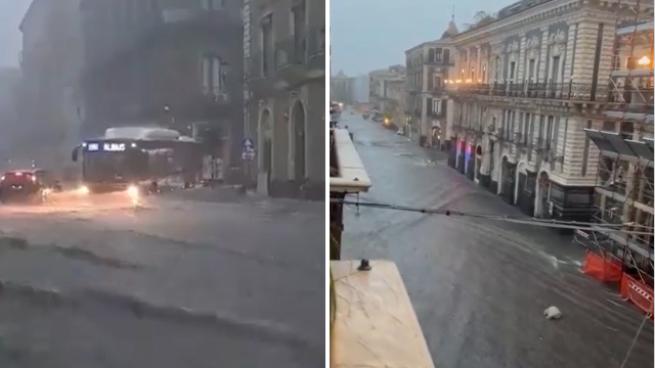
[405, 21, 456, 146]
[18, 0, 84, 168]
[331, 71, 355, 104]
[369, 65, 405, 108]
[444, 0, 653, 221]
[245, 0, 325, 199]
[584, 19, 653, 271]
[79, 0, 244, 172]
[369, 65, 406, 124]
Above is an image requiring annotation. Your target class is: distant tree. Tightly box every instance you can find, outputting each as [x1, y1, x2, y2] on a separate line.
[467, 11, 496, 30]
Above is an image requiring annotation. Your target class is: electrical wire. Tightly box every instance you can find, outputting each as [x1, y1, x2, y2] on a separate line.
[619, 313, 649, 368]
[331, 198, 655, 235]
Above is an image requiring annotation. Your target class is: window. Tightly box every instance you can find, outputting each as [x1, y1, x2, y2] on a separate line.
[435, 48, 442, 61]
[443, 49, 450, 64]
[510, 111, 516, 140]
[428, 49, 435, 62]
[602, 121, 616, 132]
[509, 61, 516, 81]
[528, 59, 535, 82]
[292, 1, 306, 63]
[261, 14, 273, 77]
[434, 76, 441, 89]
[546, 115, 554, 148]
[434, 99, 442, 114]
[526, 113, 533, 144]
[553, 117, 560, 154]
[620, 122, 634, 140]
[582, 120, 592, 176]
[202, 55, 224, 95]
[523, 113, 530, 144]
[550, 185, 564, 204]
[202, 0, 225, 10]
[550, 56, 560, 83]
[426, 97, 433, 114]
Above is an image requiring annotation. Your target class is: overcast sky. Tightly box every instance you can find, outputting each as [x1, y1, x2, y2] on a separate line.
[330, 0, 517, 76]
[1, 0, 521, 73]
[0, 0, 31, 68]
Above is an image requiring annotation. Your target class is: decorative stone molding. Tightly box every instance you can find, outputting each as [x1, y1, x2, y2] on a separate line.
[505, 39, 521, 53]
[526, 34, 541, 50]
[547, 29, 567, 45]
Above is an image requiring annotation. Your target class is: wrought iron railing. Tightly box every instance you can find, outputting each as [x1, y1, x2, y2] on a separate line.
[275, 35, 307, 69]
[449, 80, 612, 102]
[307, 26, 325, 57]
[607, 86, 654, 109]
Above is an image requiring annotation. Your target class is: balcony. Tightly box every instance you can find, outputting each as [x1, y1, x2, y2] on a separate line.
[274, 35, 310, 86]
[606, 85, 654, 114]
[424, 57, 453, 67]
[445, 80, 611, 103]
[248, 29, 324, 95]
[247, 49, 276, 95]
[175, 89, 234, 119]
[307, 26, 325, 71]
[427, 110, 445, 119]
[160, 7, 239, 32]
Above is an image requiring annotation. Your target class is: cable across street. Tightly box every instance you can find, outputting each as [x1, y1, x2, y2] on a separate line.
[331, 198, 654, 236]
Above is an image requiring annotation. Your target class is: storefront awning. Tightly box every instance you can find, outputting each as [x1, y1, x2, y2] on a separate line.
[584, 129, 654, 161]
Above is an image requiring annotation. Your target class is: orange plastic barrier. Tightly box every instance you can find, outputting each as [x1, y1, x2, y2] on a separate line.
[582, 251, 622, 282]
[620, 273, 654, 317]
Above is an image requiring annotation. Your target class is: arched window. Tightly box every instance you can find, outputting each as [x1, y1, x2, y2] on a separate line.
[202, 55, 226, 96]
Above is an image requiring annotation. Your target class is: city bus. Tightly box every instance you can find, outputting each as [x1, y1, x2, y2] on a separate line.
[72, 127, 203, 194]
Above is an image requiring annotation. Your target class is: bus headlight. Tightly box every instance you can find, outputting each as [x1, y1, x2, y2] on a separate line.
[127, 185, 139, 201]
[77, 185, 90, 195]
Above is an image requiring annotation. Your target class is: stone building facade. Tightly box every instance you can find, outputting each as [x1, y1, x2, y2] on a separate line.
[369, 65, 405, 125]
[405, 23, 456, 146]
[331, 71, 355, 105]
[79, 0, 244, 172]
[19, 0, 84, 170]
[245, 0, 325, 199]
[444, 0, 653, 220]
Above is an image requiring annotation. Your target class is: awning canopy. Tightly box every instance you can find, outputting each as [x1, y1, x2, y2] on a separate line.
[584, 129, 654, 161]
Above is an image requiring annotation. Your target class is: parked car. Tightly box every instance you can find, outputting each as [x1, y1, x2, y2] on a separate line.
[0, 169, 62, 203]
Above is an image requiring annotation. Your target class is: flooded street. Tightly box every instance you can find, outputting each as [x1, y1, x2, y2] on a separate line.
[340, 110, 653, 368]
[0, 190, 324, 367]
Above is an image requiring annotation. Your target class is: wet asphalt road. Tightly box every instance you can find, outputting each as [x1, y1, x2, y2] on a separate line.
[339, 110, 653, 368]
[0, 189, 324, 367]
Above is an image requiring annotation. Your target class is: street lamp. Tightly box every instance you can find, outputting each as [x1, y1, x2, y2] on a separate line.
[638, 56, 651, 66]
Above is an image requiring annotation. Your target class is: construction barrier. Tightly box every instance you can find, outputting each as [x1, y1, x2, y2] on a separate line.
[620, 273, 654, 318]
[582, 251, 622, 283]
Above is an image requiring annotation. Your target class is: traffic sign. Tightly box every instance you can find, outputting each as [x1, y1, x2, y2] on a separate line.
[242, 138, 256, 161]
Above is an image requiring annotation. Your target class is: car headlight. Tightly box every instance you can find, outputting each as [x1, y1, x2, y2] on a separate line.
[77, 185, 90, 195]
[127, 185, 139, 200]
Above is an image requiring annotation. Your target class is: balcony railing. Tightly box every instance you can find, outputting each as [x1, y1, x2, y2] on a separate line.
[607, 86, 654, 110]
[247, 49, 275, 80]
[446, 80, 611, 102]
[275, 35, 307, 69]
[307, 26, 325, 57]
[201, 86, 230, 104]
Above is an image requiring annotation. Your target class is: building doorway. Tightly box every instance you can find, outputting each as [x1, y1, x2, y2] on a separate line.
[535, 171, 551, 218]
[291, 101, 306, 183]
[501, 157, 516, 204]
[258, 109, 272, 194]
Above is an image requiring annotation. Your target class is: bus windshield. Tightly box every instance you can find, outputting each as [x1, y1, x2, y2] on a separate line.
[83, 151, 140, 182]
